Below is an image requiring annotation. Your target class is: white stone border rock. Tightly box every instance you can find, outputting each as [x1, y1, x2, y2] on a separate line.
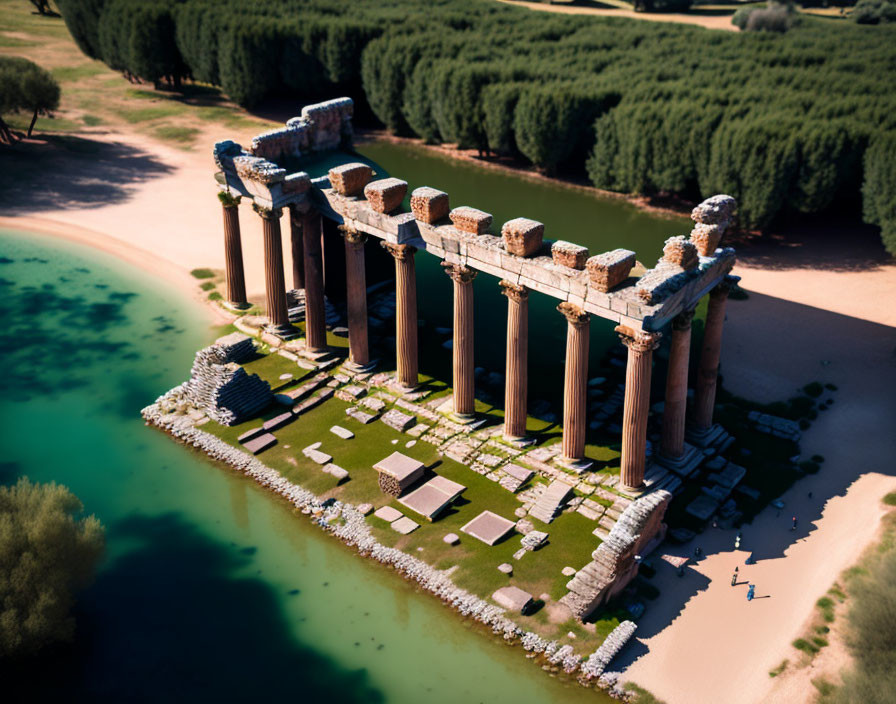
[141, 394, 635, 697]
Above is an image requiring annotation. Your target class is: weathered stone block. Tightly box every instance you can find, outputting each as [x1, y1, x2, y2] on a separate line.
[410, 187, 450, 223]
[586, 249, 636, 292]
[690, 223, 723, 257]
[328, 162, 373, 196]
[450, 206, 492, 235]
[501, 217, 544, 257]
[551, 240, 589, 270]
[662, 236, 699, 271]
[365, 177, 408, 214]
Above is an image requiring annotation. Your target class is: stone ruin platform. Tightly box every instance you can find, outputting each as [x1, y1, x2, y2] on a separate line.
[462, 510, 516, 546]
[398, 475, 466, 521]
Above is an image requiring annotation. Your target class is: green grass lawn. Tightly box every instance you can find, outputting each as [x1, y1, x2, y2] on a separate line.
[201, 351, 622, 652]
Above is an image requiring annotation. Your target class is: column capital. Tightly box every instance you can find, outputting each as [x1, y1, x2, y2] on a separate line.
[616, 325, 662, 352]
[710, 274, 741, 300]
[557, 302, 589, 327]
[252, 202, 282, 220]
[671, 308, 696, 332]
[442, 261, 477, 284]
[381, 241, 417, 261]
[338, 224, 368, 246]
[218, 190, 241, 208]
[499, 279, 529, 303]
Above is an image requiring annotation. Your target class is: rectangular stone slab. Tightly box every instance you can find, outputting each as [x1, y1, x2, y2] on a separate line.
[242, 433, 277, 454]
[461, 510, 516, 545]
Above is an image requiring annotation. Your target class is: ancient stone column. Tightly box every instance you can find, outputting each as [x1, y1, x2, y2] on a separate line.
[301, 209, 327, 353]
[341, 226, 370, 369]
[219, 193, 247, 308]
[253, 203, 289, 330]
[382, 243, 418, 390]
[660, 309, 695, 460]
[501, 281, 529, 440]
[443, 262, 477, 418]
[288, 205, 305, 291]
[618, 327, 662, 490]
[692, 276, 736, 433]
[558, 302, 591, 465]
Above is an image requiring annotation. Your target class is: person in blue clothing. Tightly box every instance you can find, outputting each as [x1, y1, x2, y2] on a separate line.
[747, 584, 755, 601]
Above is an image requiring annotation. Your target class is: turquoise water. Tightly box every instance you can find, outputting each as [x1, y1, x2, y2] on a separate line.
[0, 229, 611, 703]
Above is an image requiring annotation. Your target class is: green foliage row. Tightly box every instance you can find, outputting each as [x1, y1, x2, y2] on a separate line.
[55, 0, 896, 252]
[0, 56, 60, 141]
[0, 478, 105, 657]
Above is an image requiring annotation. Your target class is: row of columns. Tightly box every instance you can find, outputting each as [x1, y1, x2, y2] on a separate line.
[220, 195, 732, 491]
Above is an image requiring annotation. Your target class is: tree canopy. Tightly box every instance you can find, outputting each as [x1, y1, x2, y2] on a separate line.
[0, 56, 60, 142]
[0, 478, 105, 657]
[55, 0, 896, 253]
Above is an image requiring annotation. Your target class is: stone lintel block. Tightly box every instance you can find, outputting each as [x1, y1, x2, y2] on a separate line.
[502, 217, 545, 257]
[283, 171, 311, 194]
[585, 288, 611, 310]
[365, 177, 408, 214]
[426, 244, 446, 258]
[583, 301, 621, 322]
[440, 231, 462, 255]
[567, 272, 589, 300]
[450, 206, 493, 235]
[551, 240, 589, 270]
[416, 221, 443, 247]
[518, 274, 567, 301]
[499, 251, 525, 276]
[609, 295, 630, 315]
[392, 212, 419, 244]
[465, 256, 505, 281]
[567, 293, 587, 309]
[586, 249, 636, 292]
[466, 237, 503, 267]
[410, 187, 450, 224]
[626, 301, 643, 318]
[662, 236, 699, 271]
[328, 162, 374, 196]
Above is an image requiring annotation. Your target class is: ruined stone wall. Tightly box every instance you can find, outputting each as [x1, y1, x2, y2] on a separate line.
[561, 490, 672, 621]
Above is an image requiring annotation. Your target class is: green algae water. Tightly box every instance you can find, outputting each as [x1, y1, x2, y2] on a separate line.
[0, 228, 612, 703]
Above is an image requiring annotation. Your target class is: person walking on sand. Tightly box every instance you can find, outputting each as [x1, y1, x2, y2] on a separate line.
[791, 516, 798, 531]
[731, 566, 738, 586]
[747, 584, 755, 601]
[734, 534, 741, 550]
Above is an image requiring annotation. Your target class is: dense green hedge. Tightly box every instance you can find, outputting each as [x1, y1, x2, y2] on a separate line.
[55, 0, 896, 252]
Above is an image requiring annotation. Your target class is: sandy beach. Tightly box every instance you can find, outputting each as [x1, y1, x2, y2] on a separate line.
[3, 124, 895, 704]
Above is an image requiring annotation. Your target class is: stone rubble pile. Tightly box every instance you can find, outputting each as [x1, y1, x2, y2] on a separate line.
[580, 621, 638, 679]
[141, 397, 632, 693]
[748, 411, 802, 442]
[181, 334, 272, 426]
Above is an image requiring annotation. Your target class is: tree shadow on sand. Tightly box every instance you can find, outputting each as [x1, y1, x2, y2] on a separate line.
[0, 135, 174, 214]
[1, 512, 385, 703]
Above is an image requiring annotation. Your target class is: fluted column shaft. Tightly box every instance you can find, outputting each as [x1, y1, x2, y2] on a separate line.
[383, 243, 418, 389]
[444, 263, 477, 416]
[618, 327, 662, 490]
[288, 206, 305, 290]
[693, 277, 735, 432]
[254, 204, 289, 328]
[301, 209, 327, 352]
[559, 303, 590, 463]
[342, 228, 369, 367]
[661, 310, 695, 460]
[220, 196, 247, 307]
[501, 281, 529, 440]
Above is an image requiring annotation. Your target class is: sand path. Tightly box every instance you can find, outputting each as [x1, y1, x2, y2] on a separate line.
[3, 125, 896, 704]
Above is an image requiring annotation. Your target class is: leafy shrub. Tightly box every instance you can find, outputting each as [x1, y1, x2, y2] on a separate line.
[207, 291, 223, 301]
[200, 281, 216, 291]
[793, 637, 820, 654]
[0, 56, 60, 141]
[883, 492, 896, 506]
[190, 267, 215, 279]
[746, 3, 796, 33]
[851, 0, 896, 23]
[804, 381, 825, 398]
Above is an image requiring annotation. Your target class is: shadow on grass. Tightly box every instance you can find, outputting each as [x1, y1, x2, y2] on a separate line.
[0, 512, 386, 703]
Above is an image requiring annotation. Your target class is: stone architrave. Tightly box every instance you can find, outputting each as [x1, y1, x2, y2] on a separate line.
[500, 280, 529, 440]
[443, 262, 477, 417]
[288, 204, 305, 290]
[252, 202, 290, 329]
[220, 193, 247, 307]
[301, 209, 327, 352]
[617, 326, 662, 489]
[660, 309, 695, 460]
[341, 226, 370, 368]
[558, 302, 591, 464]
[692, 276, 736, 433]
[382, 242, 418, 389]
